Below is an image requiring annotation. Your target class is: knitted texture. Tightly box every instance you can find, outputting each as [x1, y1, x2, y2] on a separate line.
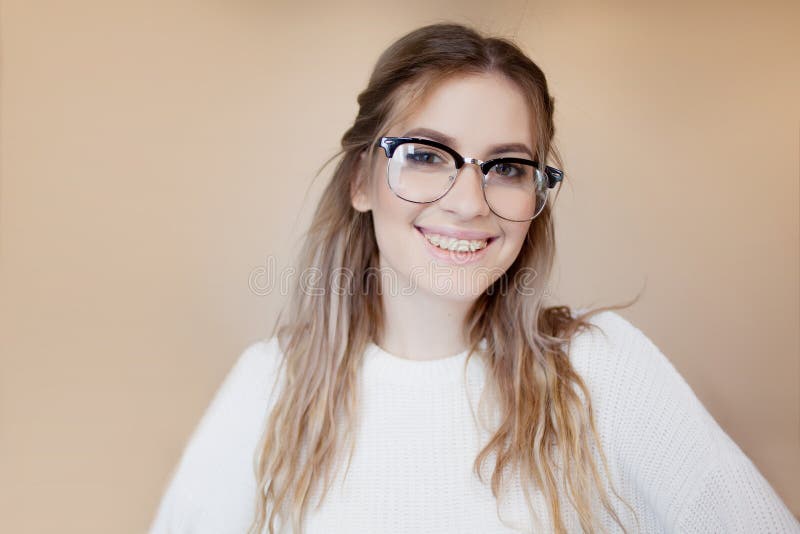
[149, 311, 799, 533]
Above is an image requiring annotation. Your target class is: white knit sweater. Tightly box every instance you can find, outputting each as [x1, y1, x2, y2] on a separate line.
[149, 311, 799, 533]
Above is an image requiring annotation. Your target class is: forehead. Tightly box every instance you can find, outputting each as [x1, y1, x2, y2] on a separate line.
[392, 72, 534, 155]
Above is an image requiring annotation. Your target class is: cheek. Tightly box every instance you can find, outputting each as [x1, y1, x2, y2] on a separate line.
[504, 220, 530, 241]
[373, 170, 425, 225]
[502, 223, 532, 259]
[369, 184, 415, 249]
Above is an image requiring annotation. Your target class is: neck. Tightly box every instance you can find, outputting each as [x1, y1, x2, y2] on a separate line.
[378, 278, 474, 362]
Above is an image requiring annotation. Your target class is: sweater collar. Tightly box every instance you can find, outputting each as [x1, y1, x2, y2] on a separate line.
[362, 340, 487, 387]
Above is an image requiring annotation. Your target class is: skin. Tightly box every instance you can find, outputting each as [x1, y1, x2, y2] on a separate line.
[351, 72, 535, 361]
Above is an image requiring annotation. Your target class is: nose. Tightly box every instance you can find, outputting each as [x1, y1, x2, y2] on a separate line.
[437, 162, 490, 219]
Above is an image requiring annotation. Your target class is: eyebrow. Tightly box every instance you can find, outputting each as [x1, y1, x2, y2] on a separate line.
[402, 127, 534, 158]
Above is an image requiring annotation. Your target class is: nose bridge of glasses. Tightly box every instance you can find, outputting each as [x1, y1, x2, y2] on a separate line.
[463, 156, 482, 165]
[456, 157, 487, 182]
[449, 158, 488, 206]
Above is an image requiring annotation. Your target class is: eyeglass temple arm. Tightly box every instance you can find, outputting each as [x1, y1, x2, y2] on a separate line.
[544, 166, 564, 188]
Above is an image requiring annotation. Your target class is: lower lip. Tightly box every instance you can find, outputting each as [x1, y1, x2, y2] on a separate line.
[415, 227, 495, 265]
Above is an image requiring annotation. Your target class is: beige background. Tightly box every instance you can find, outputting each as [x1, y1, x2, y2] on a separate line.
[1, 1, 798, 532]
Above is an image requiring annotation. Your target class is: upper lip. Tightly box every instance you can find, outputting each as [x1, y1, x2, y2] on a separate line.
[414, 225, 498, 241]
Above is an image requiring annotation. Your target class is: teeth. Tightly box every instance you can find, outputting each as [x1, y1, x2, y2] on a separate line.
[423, 232, 489, 252]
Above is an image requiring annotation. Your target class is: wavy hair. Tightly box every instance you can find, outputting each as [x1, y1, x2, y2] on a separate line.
[249, 22, 641, 534]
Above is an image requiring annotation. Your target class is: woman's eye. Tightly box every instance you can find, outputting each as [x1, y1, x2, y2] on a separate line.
[406, 151, 442, 164]
[494, 163, 520, 177]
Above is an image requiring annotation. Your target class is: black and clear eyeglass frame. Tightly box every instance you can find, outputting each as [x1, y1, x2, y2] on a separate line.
[374, 136, 564, 221]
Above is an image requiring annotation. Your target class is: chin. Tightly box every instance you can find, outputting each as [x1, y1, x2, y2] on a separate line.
[415, 278, 490, 304]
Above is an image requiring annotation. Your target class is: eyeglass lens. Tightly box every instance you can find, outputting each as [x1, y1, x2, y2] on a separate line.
[387, 142, 548, 221]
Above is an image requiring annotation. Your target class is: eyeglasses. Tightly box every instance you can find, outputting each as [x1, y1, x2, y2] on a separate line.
[374, 136, 563, 222]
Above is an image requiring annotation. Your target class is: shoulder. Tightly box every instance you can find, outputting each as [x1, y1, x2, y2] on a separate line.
[235, 335, 285, 373]
[566, 311, 711, 515]
[149, 336, 286, 533]
[565, 311, 799, 531]
[199, 336, 287, 417]
[565, 309, 717, 458]
[567, 308, 660, 359]
[185, 335, 287, 456]
[566, 309, 686, 400]
[223, 336, 286, 399]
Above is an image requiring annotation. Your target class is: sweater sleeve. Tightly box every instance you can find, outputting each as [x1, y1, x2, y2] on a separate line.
[674, 431, 800, 533]
[569, 311, 799, 533]
[148, 338, 283, 534]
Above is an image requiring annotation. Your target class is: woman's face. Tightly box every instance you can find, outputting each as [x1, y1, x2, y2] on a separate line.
[352, 72, 535, 303]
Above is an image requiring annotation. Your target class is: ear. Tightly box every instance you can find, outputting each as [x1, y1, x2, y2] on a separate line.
[350, 150, 372, 213]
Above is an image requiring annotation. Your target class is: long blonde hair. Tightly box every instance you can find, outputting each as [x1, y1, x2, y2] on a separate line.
[249, 23, 641, 534]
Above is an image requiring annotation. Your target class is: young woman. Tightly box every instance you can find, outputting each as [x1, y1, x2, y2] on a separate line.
[150, 23, 799, 534]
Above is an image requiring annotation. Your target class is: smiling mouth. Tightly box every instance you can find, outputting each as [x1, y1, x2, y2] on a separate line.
[414, 226, 497, 252]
